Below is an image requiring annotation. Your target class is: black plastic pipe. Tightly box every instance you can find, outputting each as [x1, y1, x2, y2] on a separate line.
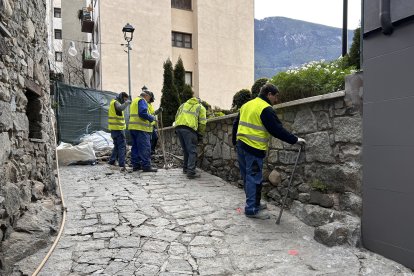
[380, 0, 394, 35]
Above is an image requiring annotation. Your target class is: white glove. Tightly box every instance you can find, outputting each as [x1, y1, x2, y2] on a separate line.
[297, 137, 306, 145]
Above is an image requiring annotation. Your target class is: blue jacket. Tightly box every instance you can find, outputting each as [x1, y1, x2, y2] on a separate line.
[138, 98, 155, 122]
[232, 95, 298, 158]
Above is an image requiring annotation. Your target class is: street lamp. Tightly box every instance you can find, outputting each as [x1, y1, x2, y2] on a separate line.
[122, 23, 135, 99]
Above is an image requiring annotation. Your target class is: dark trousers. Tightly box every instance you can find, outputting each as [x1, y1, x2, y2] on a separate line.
[109, 130, 126, 167]
[237, 144, 264, 215]
[151, 128, 158, 153]
[130, 130, 152, 169]
[176, 128, 198, 175]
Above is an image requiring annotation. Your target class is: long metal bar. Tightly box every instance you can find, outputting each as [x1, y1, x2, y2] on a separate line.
[276, 146, 302, 225]
[342, 0, 348, 57]
[127, 41, 132, 99]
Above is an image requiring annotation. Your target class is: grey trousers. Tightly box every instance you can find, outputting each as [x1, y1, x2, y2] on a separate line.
[176, 128, 198, 175]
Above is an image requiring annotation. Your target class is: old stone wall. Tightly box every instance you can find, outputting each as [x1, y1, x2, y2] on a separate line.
[0, 0, 59, 273]
[162, 73, 364, 246]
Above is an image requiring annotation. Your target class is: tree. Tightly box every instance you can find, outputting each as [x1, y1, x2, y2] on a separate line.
[173, 57, 186, 103]
[251, 78, 268, 98]
[181, 84, 194, 103]
[49, 48, 91, 88]
[232, 89, 251, 110]
[346, 27, 361, 70]
[160, 59, 180, 127]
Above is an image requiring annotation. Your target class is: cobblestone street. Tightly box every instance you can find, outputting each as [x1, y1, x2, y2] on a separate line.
[19, 165, 412, 275]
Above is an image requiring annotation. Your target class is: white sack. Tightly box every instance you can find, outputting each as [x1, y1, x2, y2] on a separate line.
[57, 142, 96, 166]
[80, 131, 113, 151]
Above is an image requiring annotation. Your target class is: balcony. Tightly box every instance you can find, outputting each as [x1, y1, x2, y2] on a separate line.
[82, 47, 96, 69]
[80, 7, 94, 33]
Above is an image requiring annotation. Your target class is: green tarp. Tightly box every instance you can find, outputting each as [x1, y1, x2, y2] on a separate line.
[55, 82, 129, 144]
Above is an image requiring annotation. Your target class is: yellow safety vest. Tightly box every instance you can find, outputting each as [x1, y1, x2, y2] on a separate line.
[108, 99, 126, 130]
[148, 103, 157, 127]
[174, 97, 207, 134]
[237, 97, 271, 150]
[128, 97, 153, 132]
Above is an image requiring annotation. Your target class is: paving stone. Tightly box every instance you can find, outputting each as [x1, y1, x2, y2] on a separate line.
[168, 242, 188, 256]
[115, 248, 139, 261]
[121, 212, 148, 227]
[189, 246, 216, 258]
[154, 229, 181, 242]
[100, 212, 120, 225]
[164, 258, 193, 274]
[132, 225, 157, 237]
[176, 216, 204, 226]
[133, 263, 160, 275]
[114, 224, 131, 236]
[108, 237, 140, 249]
[141, 239, 169, 253]
[93, 231, 115, 239]
[135, 251, 168, 266]
[103, 260, 129, 275]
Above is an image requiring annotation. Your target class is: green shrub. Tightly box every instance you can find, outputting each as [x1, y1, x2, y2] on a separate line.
[311, 179, 328, 193]
[232, 89, 251, 109]
[251, 78, 268, 98]
[270, 58, 356, 103]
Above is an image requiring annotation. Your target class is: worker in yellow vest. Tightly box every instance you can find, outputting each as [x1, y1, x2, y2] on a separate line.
[128, 90, 158, 172]
[107, 92, 130, 171]
[147, 90, 163, 155]
[174, 96, 207, 179]
[232, 83, 306, 219]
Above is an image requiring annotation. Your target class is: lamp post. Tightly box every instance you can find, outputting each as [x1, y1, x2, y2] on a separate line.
[122, 23, 135, 99]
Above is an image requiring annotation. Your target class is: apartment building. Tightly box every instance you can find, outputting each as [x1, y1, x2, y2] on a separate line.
[46, 0, 63, 74]
[47, 0, 93, 87]
[92, 0, 254, 109]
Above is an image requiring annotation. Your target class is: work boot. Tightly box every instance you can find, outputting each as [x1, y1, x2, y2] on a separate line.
[187, 172, 201, 179]
[259, 203, 267, 210]
[143, 167, 158, 172]
[183, 168, 187, 174]
[132, 165, 141, 171]
[108, 161, 115, 165]
[245, 211, 270, 220]
[120, 167, 126, 172]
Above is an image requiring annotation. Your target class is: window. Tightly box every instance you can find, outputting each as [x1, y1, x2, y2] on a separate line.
[172, 31, 192, 48]
[185, 71, 192, 86]
[54, 29, 62, 39]
[54, 8, 61, 18]
[171, 0, 191, 10]
[55, 51, 62, 62]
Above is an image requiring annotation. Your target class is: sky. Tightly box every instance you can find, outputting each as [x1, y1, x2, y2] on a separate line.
[255, 0, 362, 29]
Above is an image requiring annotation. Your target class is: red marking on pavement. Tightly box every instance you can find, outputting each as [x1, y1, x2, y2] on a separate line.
[288, 250, 298, 256]
[236, 208, 241, 214]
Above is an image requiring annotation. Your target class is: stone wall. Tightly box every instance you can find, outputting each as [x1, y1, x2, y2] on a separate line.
[0, 0, 59, 273]
[162, 73, 364, 247]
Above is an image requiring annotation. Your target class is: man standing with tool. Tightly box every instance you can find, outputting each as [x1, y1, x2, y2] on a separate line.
[174, 96, 207, 179]
[146, 90, 163, 155]
[128, 89, 158, 172]
[108, 92, 130, 171]
[232, 83, 306, 220]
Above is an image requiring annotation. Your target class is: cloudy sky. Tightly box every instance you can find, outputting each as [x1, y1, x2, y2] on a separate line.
[255, 0, 362, 29]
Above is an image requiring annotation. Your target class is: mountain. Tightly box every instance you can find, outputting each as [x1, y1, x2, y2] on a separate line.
[255, 17, 355, 79]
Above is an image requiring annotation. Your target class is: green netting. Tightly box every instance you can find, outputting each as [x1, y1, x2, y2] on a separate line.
[55, 82, 129, 144]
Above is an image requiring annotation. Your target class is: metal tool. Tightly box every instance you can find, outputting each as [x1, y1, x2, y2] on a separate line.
[276, 146, 302, 225]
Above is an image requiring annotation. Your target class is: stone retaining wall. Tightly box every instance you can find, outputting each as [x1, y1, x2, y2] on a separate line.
[162, 73, 363, 246]
[0, 0, 59, 273]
